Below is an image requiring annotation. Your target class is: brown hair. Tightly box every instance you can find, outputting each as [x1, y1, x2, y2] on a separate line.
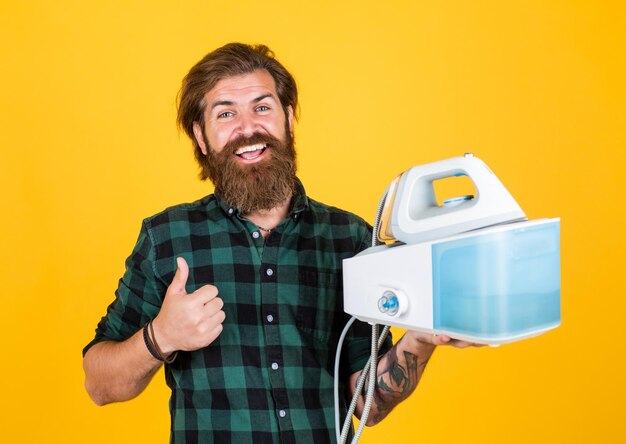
[177, 43, 298, 180]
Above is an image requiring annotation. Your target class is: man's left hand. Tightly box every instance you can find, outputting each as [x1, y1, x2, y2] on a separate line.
[404, 330, 485, 350]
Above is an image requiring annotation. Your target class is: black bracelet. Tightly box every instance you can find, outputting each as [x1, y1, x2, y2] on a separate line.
[148, 319, 178, 364]
[143, 321, 164, 361]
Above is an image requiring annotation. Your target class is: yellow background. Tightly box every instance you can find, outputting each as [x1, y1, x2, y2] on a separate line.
[1, 1, 624, 442]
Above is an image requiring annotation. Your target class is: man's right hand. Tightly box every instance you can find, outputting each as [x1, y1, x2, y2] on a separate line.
[152, 257, 225, 355]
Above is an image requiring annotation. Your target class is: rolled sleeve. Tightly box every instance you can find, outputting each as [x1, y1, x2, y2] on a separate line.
[83, 221, 166, 356]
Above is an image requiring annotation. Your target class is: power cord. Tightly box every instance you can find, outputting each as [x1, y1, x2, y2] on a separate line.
[334, 185, 391, 443]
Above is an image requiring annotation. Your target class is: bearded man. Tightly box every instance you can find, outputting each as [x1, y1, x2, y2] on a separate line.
[83, 43, 468, 444]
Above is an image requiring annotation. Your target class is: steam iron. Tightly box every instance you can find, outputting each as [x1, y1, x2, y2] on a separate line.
[343, 154, 561, 345]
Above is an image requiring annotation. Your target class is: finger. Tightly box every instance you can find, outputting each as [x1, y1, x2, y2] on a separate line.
[445, 338, 483, 348]
[210, 308, 226, 325]
[432, 334, 451, 346]
[203, 296, 224, 314]
[204, 323, 224, 345]
[168, 257, 189, 295]
[451, 340, 484, 348]
[193, 284, 220, 304]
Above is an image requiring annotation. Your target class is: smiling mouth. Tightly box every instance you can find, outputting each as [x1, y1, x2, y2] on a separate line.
[234, 143, 268, 161]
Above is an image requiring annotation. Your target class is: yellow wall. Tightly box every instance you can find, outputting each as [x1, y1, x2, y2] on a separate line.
[1, 1, 624, 442]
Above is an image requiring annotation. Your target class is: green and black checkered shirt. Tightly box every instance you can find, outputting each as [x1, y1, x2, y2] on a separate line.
[84, 179, 391, 443]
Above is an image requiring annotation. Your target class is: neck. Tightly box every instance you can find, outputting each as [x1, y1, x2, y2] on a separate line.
[243, 195, 292, 238]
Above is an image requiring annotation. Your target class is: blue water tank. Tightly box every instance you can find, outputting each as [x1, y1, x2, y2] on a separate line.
[432, 220, 561, 340]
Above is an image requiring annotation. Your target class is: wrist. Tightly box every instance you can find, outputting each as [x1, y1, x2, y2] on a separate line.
[144, 319, 178, 363]
[404, 331, 437, 353]
[151, 317, 175, 355]
[142, 323, 163, 361]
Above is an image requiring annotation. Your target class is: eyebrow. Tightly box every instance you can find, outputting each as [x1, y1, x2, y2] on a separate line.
[210, 100, 233, 111]
[209, 93, 276, 111]
[252, 93, 274, 103]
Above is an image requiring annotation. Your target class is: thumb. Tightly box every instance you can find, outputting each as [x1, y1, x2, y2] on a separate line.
[168, 257, 189, 295]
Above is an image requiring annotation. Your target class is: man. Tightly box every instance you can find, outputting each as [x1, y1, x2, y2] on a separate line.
[83, 43, 470, 443]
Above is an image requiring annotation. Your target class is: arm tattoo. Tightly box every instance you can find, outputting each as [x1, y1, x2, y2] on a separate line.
[365, 343, 429, 423]
[378, 350, 418, 395]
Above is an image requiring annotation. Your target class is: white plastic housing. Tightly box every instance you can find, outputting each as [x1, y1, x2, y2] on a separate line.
[388, 155, 527, 244]
[344, 219, 561, 345]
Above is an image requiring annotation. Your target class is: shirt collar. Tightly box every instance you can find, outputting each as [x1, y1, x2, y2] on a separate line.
[290, 178, 309, 215]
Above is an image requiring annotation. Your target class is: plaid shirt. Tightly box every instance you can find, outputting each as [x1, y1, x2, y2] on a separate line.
[84, 179, 391, 443]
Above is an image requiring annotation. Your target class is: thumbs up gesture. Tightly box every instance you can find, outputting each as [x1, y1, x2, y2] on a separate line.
[151, 257, 225, 354]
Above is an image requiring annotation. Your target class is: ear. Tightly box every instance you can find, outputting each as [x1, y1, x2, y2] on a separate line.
[192, 121, 208, 155]
[287, 106, 294, 136]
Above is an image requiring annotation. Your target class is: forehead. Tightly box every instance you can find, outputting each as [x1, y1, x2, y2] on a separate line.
[204, 70, 279, 107]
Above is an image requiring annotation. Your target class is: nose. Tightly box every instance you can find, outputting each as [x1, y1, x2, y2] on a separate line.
[236, 111, 259, 137]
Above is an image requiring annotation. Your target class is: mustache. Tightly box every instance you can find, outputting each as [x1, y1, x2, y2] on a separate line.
[221, 133, 282, 156]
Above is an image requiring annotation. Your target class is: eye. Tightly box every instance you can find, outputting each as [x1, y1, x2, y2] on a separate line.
[217, 111, 234, 119]
[256, 105, 270, 112]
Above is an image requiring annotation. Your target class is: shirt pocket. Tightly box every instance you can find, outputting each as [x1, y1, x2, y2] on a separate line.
[295, 268, 343, 344]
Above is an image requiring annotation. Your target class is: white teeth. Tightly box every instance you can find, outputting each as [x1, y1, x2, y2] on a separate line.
[235, 144, 266, 155]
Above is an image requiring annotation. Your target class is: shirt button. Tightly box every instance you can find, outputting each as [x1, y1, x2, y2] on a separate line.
[271, 362, 279, 370]
[252, 231, 260, 239]
[266, 314, 274, 323]
[279, 410, 287, 418]
[266, 268, 274, 277]
[227, 208, 234, 215]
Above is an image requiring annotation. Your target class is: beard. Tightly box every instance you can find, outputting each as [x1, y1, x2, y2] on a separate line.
[202, 126, 297, 214]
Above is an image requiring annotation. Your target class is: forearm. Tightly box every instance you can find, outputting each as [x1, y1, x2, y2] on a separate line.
[353, 331, 436, 425]
[83, 328, 162, 406]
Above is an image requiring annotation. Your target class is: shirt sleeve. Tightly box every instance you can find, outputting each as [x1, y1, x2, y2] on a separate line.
[82, 220, 167, 356]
